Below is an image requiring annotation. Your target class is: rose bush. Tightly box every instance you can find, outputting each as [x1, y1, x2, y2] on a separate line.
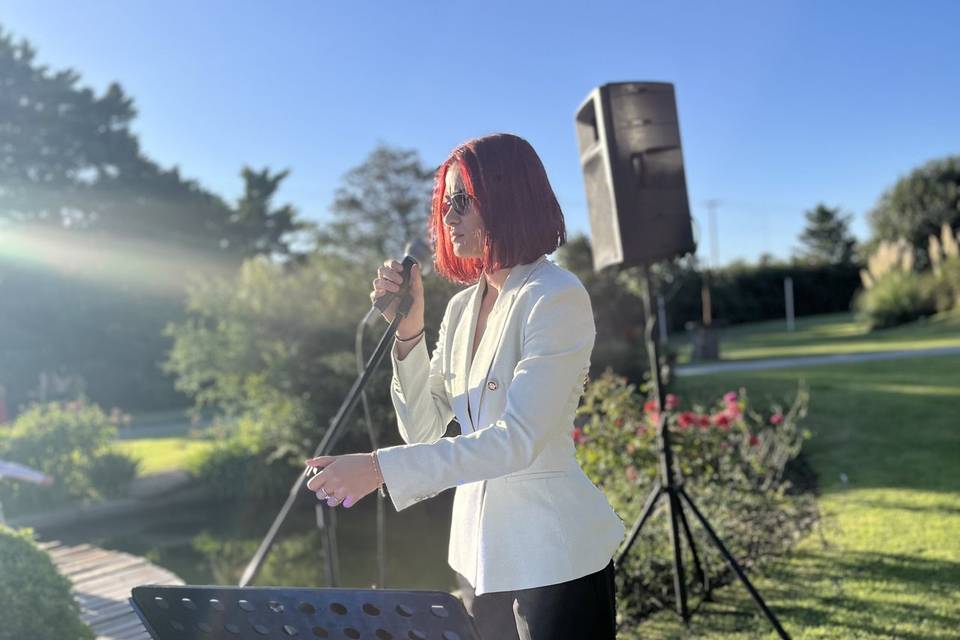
[574, 370, 816, 623]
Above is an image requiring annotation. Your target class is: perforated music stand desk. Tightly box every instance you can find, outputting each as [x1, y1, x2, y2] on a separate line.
[130, 584, 480, 640]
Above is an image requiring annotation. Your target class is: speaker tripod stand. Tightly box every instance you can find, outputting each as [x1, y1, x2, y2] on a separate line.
[613, 265, 790, 640]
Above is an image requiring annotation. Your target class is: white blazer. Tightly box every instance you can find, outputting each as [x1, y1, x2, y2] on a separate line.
[374, 254, 626, 596]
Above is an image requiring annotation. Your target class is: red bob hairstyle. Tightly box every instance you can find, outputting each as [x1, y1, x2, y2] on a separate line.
[430, 133, 566, 285]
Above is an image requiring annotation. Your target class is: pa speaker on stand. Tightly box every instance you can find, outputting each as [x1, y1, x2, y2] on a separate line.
[575, 81, 790, 639]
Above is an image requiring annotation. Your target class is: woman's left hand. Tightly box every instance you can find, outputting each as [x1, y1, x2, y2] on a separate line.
[305, 453, 381, 509]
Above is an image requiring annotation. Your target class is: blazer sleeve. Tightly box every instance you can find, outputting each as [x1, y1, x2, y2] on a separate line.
[388, 299, 456, 445]
[375, 282, 595, 512]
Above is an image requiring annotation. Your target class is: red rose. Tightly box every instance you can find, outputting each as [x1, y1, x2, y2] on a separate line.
[749, 434, 760, 447]
[712, 413, 731, 430]
[677, 411, 696, 429]
[665, 393, 679, 410]
[572, 427, 584, 445]
[644, 399, 659, 413]
[770, 413, 784, 426]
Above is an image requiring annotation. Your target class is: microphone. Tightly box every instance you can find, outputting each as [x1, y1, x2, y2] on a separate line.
[371, 238, 433, 315]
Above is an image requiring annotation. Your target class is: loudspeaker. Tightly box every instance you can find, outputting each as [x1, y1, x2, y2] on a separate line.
[575, 82, 696, 270]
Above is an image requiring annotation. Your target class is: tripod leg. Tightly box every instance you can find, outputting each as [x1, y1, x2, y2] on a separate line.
[676, 496, 710, 596]
[678, 487, 791, 640]
[666, 486, 690, 622]
[615, 482, 662, 567]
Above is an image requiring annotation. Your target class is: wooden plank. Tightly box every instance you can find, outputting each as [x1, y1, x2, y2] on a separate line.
[57, 550, 119, 576]
[73, 561, 158, 592]
[47, 543, 95, 559]
[70, 556, 150, 582]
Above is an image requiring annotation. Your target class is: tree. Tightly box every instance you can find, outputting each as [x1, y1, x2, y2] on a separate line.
[315, 145, 435, 263]
[223, 167, 306, 258]
[0, 26, 140, 227]
[796, 203, 857, 265]
[868, 155, 960, 260]
[0, 25, 302, 260]
[0, 25, 307, 415]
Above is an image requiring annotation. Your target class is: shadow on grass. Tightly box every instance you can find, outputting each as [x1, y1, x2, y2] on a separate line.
[634, 549, 960, 639]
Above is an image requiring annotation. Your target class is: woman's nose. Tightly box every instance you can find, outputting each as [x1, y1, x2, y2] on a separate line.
[443, 207, 459, 227]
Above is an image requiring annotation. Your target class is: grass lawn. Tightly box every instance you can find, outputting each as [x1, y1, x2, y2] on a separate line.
[671, 311, 960, 364]
[626, 354, 960, 638]
[113, 436, 214, 475]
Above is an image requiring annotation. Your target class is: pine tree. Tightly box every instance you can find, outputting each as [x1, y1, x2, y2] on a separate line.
[797, 203, 857, 265]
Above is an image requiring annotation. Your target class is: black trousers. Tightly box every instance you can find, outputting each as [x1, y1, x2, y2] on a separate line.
[455, 559, 617, 640]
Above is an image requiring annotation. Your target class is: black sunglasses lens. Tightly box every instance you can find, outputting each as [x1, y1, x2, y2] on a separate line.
[444, 193, 470, 214]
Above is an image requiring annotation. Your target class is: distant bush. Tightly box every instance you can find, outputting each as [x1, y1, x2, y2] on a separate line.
[559, 236, 863, 335]
[665, 262, 862, 330]
[854, 237, 943, 329]
[575, 371, 815, 621]
[85, 451, 141, 499]
[855, 270, 936, 329]
[0, 525, 94, 640]
[928, 224, 960, 313]
[188, 414, 301, 506]
[0, 401, 139, 516]
[931, 258, 960, 313]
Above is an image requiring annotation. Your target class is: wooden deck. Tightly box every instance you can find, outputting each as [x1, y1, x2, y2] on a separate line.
[40, 540, 184, 640]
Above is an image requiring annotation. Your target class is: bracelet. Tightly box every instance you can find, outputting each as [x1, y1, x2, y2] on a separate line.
[395, 327, 425, 342]
[371, 452, 387, 498]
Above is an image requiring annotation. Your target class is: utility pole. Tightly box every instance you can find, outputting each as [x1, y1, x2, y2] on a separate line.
[705, 198, 720, 268]
[695, 199, 721, 359]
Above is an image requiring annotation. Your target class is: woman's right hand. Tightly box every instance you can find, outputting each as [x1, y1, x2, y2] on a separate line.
[371, 259, 425, 337]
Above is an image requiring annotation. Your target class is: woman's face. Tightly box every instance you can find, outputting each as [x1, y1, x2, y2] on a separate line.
[443, 163, 486, 259]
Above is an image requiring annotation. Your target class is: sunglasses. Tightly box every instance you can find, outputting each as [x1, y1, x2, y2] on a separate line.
[441, 191, 474, 216]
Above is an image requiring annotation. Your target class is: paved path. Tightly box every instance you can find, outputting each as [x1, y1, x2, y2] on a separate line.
[675, 345, 960, 377]
[40, 539, 184, 640]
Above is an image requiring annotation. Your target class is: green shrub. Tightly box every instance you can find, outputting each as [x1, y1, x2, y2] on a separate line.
[0, 401, 139, 516]
[931, 257, 960, 313]
[85, 451, 141, 499]
[854, 270, 936, 329]
[575, 371, 815, 621]
[0, 526, 94, 640]
[191, 435, 300, 504]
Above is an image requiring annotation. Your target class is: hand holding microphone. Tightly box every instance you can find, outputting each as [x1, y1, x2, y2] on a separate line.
[370, 258, 425, 339]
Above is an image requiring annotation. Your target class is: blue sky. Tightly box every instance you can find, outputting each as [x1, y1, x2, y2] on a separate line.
[2, 1, 957, 266]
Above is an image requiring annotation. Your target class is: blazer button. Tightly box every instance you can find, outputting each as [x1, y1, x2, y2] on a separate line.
[487, 380, 498, 391]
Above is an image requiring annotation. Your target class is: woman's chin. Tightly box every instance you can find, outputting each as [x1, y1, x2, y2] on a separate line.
[452, 245, 479, 259]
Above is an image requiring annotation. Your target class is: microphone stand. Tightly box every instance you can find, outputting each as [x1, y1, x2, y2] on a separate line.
[356, 306, 388, 589]
[239, 257, 418, 588]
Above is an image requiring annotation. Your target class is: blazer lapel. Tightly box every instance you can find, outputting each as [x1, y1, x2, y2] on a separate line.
[459, 254, 548, 428]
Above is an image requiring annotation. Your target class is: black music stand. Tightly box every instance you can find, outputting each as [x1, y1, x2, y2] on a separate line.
[130, 584, 480, 640]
